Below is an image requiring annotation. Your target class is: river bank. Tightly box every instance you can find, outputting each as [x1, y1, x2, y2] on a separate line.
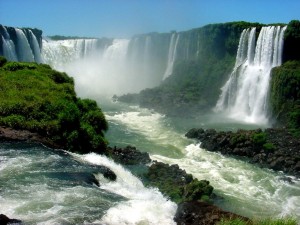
[0, 126, 249, 224]
[186, 128, 300, 178]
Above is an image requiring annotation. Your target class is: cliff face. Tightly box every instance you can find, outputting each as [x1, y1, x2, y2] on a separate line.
[269, 20, 300, 134]
[119, 22, 265, 116]
[0, 25, 43, 62]
[283, 20, 300, 62]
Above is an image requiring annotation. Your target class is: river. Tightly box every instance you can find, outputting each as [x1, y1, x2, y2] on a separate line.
[0, 97, 300, 224]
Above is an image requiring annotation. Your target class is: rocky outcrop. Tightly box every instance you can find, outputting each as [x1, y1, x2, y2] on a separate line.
[105, 145, 151, 165]
[0, 214, 22, 225]
[146, 161, 213, 203]
[174, 201, 249, 225]
[186, 128, 300, 177]
[0, 126, 62, 149]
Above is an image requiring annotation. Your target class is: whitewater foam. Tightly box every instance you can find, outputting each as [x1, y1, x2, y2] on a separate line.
[151, 143, 300, 219]
[215, 26, 287, 125]
[74, 152, 177, 225]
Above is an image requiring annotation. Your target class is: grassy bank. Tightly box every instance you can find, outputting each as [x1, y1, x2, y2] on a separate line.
[0, 56, 108, 153]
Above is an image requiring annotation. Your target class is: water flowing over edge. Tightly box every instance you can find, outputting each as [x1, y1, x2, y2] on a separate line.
[215, 26, 287, 125]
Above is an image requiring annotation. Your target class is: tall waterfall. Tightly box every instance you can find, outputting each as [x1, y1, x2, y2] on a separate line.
[42, 38, 109, 70]
[29, 30, 43, 63]
[0, 25, 42, 62]
[215, 26, 287, 124]
[15, 28, 35, 62]
[163, 33, 180, 79]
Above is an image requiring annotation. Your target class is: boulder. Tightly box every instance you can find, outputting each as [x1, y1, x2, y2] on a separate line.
[174, 201, 249, 225]
[0, 214, 22, 225]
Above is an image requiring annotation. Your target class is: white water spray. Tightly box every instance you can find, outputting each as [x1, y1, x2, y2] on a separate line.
[74, 152, 177, 225]
[215, 26, 287, 124]
[29, 30, 43, 63]
[15, 28, 35, 62]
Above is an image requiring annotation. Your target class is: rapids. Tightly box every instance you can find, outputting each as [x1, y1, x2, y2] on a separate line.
[105, 102, 300, 222]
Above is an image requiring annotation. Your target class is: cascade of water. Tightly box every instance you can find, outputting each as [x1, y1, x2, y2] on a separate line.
[42, 39, 102, 70]
[1, 36, 18, 61]
[215, 26, 287, 124]
[163, 33, 180, 79]
[15, 28, 35, 62]
[144, 36, 152, 63]
[102, 39, 129, 61]
[29, 30, 43, 63]
[83, 39, 98, 57]
[75, 152, 177, 224]
[1, 26, 18, 61]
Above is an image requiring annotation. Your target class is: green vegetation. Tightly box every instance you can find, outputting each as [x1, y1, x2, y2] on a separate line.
[0, 57, 108, 153]
[271, 60, 300, 136]
[120, 21, 265, 116]
[283, 20, 300, 61]
[252, 132, 267, 145]
[217, 217, 297, 225]
[146, 162, 213, 203]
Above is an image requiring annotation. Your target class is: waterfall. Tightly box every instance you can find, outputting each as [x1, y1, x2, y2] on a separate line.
[1, 26, 18, 61]
[163, 33, 180, 79]
[215, 26, 287, 124]
[102, 39, 129, 61]
[42, 38, 106, 70]
[29, 30, 43, 63]
[0, 26, 43, 62]
[15, 28, 35, 62]
[2, 36, 18, 61]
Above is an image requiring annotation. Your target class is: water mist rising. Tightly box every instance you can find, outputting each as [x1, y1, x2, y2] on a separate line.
[215, 26, 287, 124]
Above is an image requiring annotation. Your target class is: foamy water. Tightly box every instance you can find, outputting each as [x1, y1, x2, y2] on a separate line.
[106, 105, 300, 221]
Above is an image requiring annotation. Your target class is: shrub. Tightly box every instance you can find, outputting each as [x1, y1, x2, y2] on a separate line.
[263, 142, 275, 151]
[252, 132, 267, 145]
[0, 61, 108, 153]
[0, 56, 7, 67]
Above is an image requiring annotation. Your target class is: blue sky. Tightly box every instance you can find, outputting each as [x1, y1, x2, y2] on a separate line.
[0, 0, 299, 38]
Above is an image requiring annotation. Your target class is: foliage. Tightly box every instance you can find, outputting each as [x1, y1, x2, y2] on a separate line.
[0, 56, 7, 67]
[146, 162, 213, 203]
[252, 132, 267, 145]
[120, 22, 264, 116]
[0, 58, 108, 153]
[262, 142, 275, 151]
[230, 133, 247, 146]
[271, 60, 300, 136]
[283, 20, 300, 61]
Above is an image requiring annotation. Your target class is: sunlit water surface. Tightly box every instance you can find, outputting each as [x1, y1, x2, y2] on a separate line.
[0, 99, 299, 224]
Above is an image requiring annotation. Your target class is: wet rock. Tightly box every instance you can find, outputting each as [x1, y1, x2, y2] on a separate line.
[0, 214, 22, 225]
[44, 172, 101, 187]
[146, 161, 213, 203]
[105, 145, 151, 165]
[174, 201, 249, 225]
[186, 128, 300, 177]
[0, 126, 62, 149]
[100, 168, 117, 181]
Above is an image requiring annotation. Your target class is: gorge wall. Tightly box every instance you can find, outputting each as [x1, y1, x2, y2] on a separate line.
[0, 25, 42, 62]
[1, 21, 300, 128]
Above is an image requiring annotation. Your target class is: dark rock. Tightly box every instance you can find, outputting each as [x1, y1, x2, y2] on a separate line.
[105, 145, 151, 165]
[101, 168, 117, 181]
[146, 161, 213, 203]
[0, 126, 62, 149]
[186, 128, 300, 177]
[174, 201, 249, 225]
[0, 214, 22, 225]
[44, 172, 101, 187]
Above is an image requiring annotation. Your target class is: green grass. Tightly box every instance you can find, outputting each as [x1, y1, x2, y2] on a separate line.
[0, 57, 108, 153]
